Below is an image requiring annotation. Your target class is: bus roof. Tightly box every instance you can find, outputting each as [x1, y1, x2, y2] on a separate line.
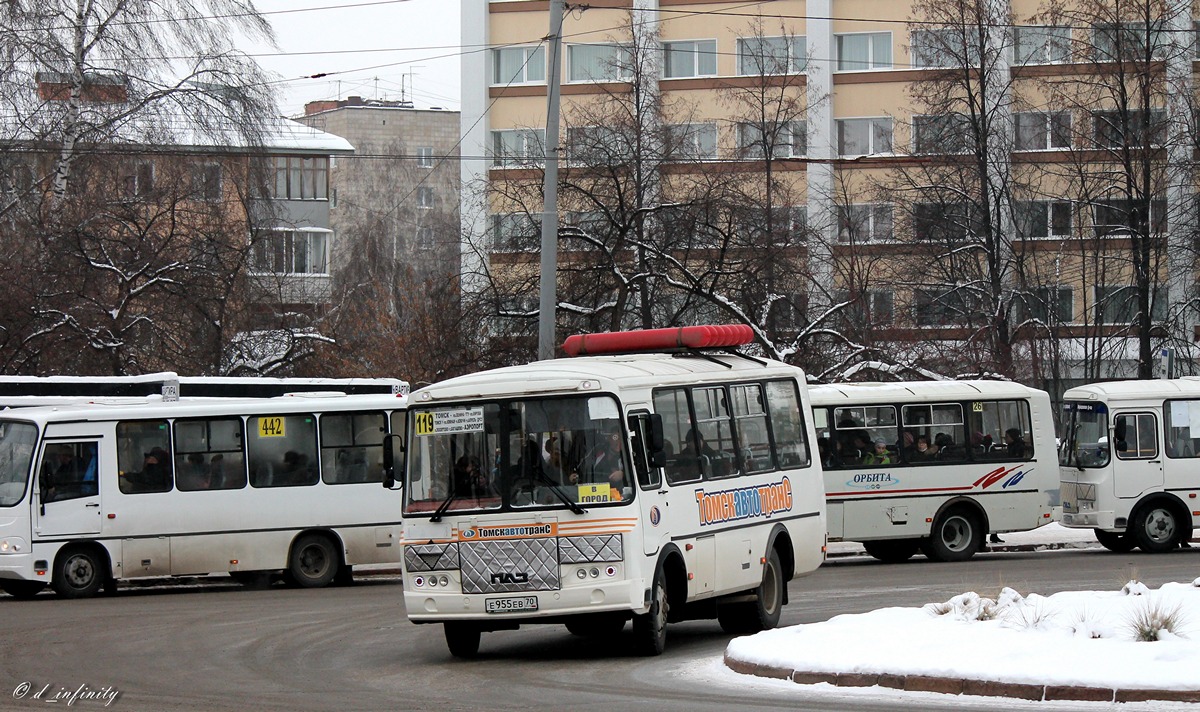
[1063, 378, 1200, 401]
[0, 372, 409, 398]
[810, 380, 1044, 405]
[410, 352, 805, 404]
[0, 391, 408, 426]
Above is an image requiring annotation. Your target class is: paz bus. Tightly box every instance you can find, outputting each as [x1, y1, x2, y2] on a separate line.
[397, 325, 826, 657]
[810, 381, 1057, 562]
[0, 391, 406, 598]
[1059, 378, 1200, 552]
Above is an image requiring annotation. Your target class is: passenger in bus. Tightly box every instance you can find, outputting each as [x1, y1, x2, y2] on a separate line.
[277, 450, 310, 486]
[607, 469, 630, 501]
[542, 436, 579, 486]
[908, 434, 936, 462]
[40, 445, 80, 502]
[1004, 428, 1026, 458]
[582, 429, 623, 483]
[179, 452, 211, 490]
[864, 439, 893, 466]
[817, 438, 842, 469]
[452, 455, 492, 497]
[208, 453, 226, 488]
[138, 447, 171, 490]
[680, 428, 717, 474]
[934, 433, 958, 460]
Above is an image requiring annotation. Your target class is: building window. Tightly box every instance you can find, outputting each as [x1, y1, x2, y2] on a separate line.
[270, 156, 328, 200]
[493, 46, 546, 85]
[738, 122, 806, 159]
[837, 204, 893, 243]
[737, 36, 806, 74]
[1093, 198, 1167, 236]
[665, 123, 718, 160]
[123, 161, 154, 198]
[1014, 112, 1071, 150]
[1014, 26, 1070, 64]
[492, 213, 539, 252]
[664, 40, 717, 78]
[1093, 109, 1166, 148]
[913, 287, 979, 326]
[491, 128, 545, 167]
[913, 114, 973, 154]
[913, 202, 979, 242]
[192, 163, 221, 202]
[417, 226, 434, 249]
[567, 43, 633, 82]
[835, 289, 894, 326]
[1015, 200, 1072, 238]
[252, 230, 329, 275]
[1095, 285, 1168, 324]
[1093, 22, 1167, 62]
[1021, 286, 1074, 324]
[416, 147, 434, 168]
[835, 32, 892, 71]
[416, 186, 434, 209]
[836, 118, 892, 156]
[566, 125, 632, 164]
[737, 206, 806, 246]
[911, 28, 981, 68]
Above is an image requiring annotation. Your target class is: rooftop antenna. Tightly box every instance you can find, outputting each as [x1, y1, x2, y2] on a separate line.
[404, 66, 424, 108]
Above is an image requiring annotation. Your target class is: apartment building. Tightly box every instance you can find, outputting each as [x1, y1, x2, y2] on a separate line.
[296, 97, 461, 284]
[463, 0, 1200, 388]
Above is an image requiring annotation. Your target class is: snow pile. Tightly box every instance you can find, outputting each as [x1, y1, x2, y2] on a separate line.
[726, 580, 1200, 690]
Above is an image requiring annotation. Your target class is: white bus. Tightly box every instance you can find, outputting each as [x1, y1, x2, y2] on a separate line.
[1059, 378, 1200, 553]
[810, 381, 1056, 562]
[398, 326, 826, 658]
[0, 372, 408, 404]
[0, 391, 406, 598]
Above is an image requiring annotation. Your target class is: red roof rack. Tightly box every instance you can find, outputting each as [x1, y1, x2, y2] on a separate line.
[562, 325, 755, 357]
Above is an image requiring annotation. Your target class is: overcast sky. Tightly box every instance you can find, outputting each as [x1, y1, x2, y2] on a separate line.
[244, 0, 462, 118]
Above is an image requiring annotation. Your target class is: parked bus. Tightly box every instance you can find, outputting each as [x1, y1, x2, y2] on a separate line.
[0, 391, 406, 599]
[810, 381, 1056, 562]
[0, 372, 408, 404]
[397, 326, 826, 658]
[1059, 378, 1200, 553]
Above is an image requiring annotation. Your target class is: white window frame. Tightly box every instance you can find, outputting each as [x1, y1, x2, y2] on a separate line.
[567, 43, 634, 83]
[416, 186, 434, 209]
[416, 147, 434, 168]
[737, 121, 807, 159]
[911, 28, 981, 68]
[1013, 26, 1071, 65]
[1015, 200, 1073, 239]
[1014, 112, 1072, 151]
[835, 32, 892, 71]
[251, 227, 331, 276]
[836, 117, 892, 156]
[490, 128, 545, 167]
[663, 39, 718, 79]
[493, 46, 546, 85]
[837, 204, 894, 243]
[666, 122, 718, 161]
[736, 36, 807, 75]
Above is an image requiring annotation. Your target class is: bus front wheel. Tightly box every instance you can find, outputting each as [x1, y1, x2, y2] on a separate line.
[1131, 501, 1183, 553]
[632, 568, 669, 656]
[52, 546, 105, 599]
[1094, 528, 1136, 553]
[922, 507, 983, 562]
[444, 622, 481, 659]
[717, 549, 783, 634]
[288, 534, 338, 588]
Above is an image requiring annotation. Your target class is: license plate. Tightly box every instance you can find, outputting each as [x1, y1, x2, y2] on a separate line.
[485, 596, 538, 614]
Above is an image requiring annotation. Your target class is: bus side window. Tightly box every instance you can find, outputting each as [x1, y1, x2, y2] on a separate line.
[116, 420, 173, 494]
[653, 387, 701, 485]
[627, 412, 662, 490]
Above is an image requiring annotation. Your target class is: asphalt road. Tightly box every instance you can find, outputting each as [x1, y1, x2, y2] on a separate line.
[3, 547, 1198, 712]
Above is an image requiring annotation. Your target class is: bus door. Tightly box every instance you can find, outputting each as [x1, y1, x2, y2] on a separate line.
[1111, 412, 1162, 499]
[628, 410, 669, 557]
[35, 439, 102, 537]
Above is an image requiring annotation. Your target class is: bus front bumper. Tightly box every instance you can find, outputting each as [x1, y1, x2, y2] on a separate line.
[404, 578, 645, 623]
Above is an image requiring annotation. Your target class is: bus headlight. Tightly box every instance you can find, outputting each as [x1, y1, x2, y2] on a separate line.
[0, 537, 26, 554]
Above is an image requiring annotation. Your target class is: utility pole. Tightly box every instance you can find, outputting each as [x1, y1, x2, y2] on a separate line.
[538, 0, 565, 361]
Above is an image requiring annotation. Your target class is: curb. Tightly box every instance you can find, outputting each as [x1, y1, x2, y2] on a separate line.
[722, 654, 1200, 703]
[825, 540, 1098, 559]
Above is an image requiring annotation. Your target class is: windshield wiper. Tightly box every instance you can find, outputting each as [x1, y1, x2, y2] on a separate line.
[430, 488, 459, 522]
[529, 467, 585, 515]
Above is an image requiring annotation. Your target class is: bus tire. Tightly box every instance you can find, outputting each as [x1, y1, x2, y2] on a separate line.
[1094, 528, 1136, 553]
[1131, 500, 1183, 553]
[0, 580, 45, 599]
[922, 506, 982, 562]
[444, 622, 481, 659]
[288, 534, 339, 588]
[863, 539, 920, 563]
[632, 568, 669, 656]
[717, 548, 784, 635]
[52, 546, 106, 599]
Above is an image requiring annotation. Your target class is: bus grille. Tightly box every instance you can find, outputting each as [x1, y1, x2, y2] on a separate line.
[460, 538, 558, 593]
[560, 534, 623, 563]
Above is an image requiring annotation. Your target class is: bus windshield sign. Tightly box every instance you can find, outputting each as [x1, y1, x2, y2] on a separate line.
[415, 408, 485, 436]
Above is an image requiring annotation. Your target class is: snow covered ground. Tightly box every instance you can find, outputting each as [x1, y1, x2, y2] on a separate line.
[725, 576, 1200, 694]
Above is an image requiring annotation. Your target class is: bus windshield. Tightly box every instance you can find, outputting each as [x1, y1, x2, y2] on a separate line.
[0, 421, 38, 506]
[1060, 402, 1109, 468]
[405, 395, 631, 516]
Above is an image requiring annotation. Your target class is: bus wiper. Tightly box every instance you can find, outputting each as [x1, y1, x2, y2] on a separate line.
[430, 489, 459, 523]
[530, 468, 585, 515]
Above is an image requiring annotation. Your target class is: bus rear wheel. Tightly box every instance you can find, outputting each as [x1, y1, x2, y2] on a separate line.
[0, 580, 45, 599]
[444, 622, 481, 659]
[52, 546, 105, 599]
[717, 549, 783, 635]
[863, 539, 920, 563]
[287, 534, 338, 588]
[922, 507, 982, 562]
[1131, 502, 1183, 553]
[1094, 528, 1136, 553]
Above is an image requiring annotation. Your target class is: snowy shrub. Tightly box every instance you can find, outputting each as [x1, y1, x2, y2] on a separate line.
[1071, 609, 1104, 639]
[924, 592, 997, 621]
[1193, 577, 1200, 588]
[1127, 601, 1186, 642]
[1121, 580, 1150, 596]
[1003, 598, 1056, 631]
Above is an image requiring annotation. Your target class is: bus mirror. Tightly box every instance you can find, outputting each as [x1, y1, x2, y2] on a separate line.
[382, 434, 403, 490]
[649, 414, 667, 468]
